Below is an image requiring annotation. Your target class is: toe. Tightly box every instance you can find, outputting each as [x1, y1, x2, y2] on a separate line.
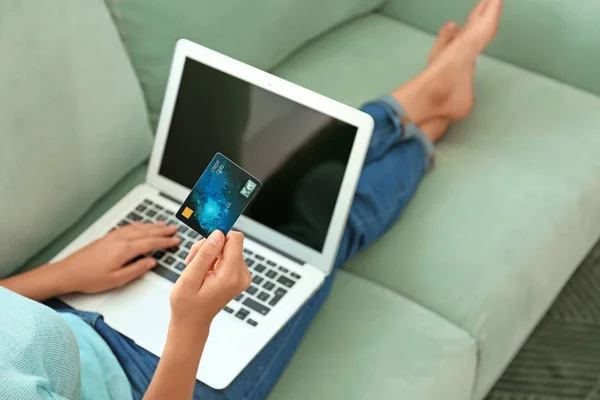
[428, 21, 459, 64]
[470, 0, 491, 18]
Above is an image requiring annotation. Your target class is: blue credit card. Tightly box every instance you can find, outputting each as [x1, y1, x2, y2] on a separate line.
[176, 153, 261, 238]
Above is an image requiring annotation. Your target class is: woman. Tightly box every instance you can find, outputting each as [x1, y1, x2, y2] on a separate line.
[0, 0, 502, 398]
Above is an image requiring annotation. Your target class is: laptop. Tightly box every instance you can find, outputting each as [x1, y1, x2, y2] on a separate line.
[53, 39, 374, 390]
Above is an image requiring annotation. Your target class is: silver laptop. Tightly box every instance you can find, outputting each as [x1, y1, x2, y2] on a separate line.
[53, 39, 373, 389]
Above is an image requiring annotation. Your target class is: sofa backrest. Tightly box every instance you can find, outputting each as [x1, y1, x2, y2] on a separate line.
[104, 0, 385, 129]
[382, 0, 600, 97]
[0, 0, 152, 277]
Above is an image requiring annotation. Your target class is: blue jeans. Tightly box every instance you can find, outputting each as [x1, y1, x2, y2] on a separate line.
[51, 99, 428, 400]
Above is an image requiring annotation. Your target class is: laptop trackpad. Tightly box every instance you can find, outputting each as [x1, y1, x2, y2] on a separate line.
[96, 274, 172, 358]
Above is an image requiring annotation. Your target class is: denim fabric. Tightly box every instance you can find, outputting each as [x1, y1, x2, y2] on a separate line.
[49, 99, 429, 400]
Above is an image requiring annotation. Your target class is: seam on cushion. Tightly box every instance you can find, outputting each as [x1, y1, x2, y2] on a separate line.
[101, 0, 154, 126]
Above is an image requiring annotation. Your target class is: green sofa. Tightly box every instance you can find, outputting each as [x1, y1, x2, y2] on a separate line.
[3, 0, 600, 399]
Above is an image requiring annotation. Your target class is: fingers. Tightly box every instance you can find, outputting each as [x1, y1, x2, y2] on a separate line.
[181, 230, 225, 288]
[113, 222, 178, 241]
[128, 235, 181, 256]
[218, 231, 251, 289]
[184, 239, 205, 264]
[219, 232, 245, 268]
[112, 257, 156, 287]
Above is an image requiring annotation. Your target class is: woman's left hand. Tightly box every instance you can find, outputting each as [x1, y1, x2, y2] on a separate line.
[56, 222, 180, 294]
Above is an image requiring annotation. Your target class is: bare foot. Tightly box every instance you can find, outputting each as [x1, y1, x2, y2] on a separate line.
[419, 22, 460, 142]
[391, 0, 503, 122]
[428, 21, 459, 65]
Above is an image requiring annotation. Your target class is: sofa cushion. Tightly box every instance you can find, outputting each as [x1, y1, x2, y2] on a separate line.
[268, 271, 476, 400]
[0, 0, 152, 277]
[381, 0, 600, 97]
[272, 14, 600, 399]
[104, 0, 384, 128]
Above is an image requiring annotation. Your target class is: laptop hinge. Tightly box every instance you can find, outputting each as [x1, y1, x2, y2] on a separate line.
[158, 192, 306, 266]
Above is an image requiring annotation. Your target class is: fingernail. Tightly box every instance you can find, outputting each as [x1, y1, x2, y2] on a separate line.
[147, 259, 157, 268]
[172, 236, 181, 243]
[208, 230, 224, 244]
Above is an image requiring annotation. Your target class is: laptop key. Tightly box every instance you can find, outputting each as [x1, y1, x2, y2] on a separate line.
[127, 212, 143, 222]
[266, 270, 277, 279]
[235, 308, 249, 320]
[135, 205, 146, 212]
[243, 248, 253, 255]
[247, 319, 258, 327]
[166, 246, 179, 254]
[291, 272, 301, 280]
[246, 285, 258, 295]
[274, 287, 288, 297]
[277, 276, 295, 288]
[252, 275, 264, 285]
[165, 209, 174, 216]
[143, 199, 152, 205]
[266, 260, 276, 267]
[153, 251, 166, 260]
[183, 241, 193, 250]
[174, 262, 186, 271]
[234, 294, 243, 302]
[147, 209, 157, 217]
[246, 259, 255, 268]
[257, 292, 269, 302]
[189, 231, 199, 239]
[224, 306, 234, 314]
[117, 219, 129, 227]
[263, 281, 275, 291]
[157, 214, 167, 222]
[165, 256, 176, 265]
[242, 298, 270, 316]
[269, 294, 283, 307]
[179, 250, 189, 260]
[155, 204, 163, 210]
[254, 264, 266, 273]
[278, 266, 288, 273]
[255, 254, 265, 261]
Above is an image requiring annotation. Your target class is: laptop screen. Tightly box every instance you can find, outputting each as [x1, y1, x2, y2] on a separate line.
[158, 58, 358, 253]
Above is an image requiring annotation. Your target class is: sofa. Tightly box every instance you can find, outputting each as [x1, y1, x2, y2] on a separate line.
[2, 0, 600, 399]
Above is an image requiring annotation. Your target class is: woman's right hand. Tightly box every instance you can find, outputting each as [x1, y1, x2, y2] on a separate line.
[145, 230, 250, 400]
[169, 230, 251, 335]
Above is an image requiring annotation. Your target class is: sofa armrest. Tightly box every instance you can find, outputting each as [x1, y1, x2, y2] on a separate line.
[380, 0, 600, 97]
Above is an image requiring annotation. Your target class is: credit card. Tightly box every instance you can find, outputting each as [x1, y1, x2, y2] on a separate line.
[176, 153, 261, 238]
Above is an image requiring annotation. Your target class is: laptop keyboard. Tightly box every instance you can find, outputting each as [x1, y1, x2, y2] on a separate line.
[110, 198, 303, 327]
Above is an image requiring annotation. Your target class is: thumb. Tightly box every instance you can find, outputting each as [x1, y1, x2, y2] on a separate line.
[181, 230, 225, 289]
[113, 257, 156, 287]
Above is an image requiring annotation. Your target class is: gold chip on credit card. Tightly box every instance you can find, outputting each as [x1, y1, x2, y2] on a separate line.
[182, 207, 194, 219]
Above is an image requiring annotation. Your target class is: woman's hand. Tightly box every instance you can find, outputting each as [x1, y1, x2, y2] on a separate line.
[169, 230, 251, 335]
[0, 222, 180, 301]
[144, 230, 250, 400]
[58, 222, 180, 294]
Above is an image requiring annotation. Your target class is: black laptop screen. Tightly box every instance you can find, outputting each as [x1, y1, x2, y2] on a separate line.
[158, 58, 358, 252]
